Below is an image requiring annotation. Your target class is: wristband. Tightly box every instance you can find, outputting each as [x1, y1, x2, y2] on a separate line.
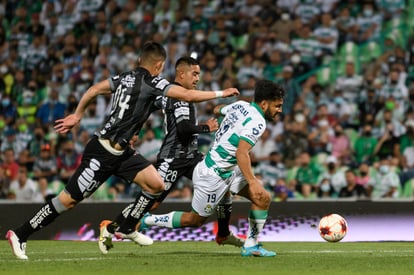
[215, 91, 223, 98]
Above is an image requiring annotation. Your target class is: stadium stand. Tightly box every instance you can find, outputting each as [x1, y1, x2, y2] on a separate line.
[0, 0, 414, 201]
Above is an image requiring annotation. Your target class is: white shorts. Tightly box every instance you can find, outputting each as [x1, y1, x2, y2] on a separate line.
[229, 166, 248, 195]
[191, 162, 248, 217]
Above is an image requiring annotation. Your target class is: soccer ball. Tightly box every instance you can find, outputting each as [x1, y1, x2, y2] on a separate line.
[318, 213, 348, 242]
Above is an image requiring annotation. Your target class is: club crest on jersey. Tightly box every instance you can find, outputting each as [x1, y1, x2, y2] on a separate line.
[204, 204, 213, 214]
[251, 124, 264, 136]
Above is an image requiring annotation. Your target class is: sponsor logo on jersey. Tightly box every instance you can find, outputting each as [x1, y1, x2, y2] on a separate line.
[121, 75, 136, 87]
[158, 159, 172, 176]
[154, 78, 170, 90]
[78, 158, 102, 198]
[231, 104, 249, 116]
[173, 101, 189, 108]
[157, 159, 175, 190]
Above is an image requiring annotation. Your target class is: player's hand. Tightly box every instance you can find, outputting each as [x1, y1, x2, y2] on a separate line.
[247, 177, 266, 196]
[205, 118, 219, 132]
[222, 88, 239, 98]
[54, 114, 81, 134]
[129, 135, 139, 148]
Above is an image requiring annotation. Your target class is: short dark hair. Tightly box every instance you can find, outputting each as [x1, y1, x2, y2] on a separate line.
[140, 41, 167, 64]
[175, 56, 199, 69]
[345, 169, 355, 175]
[254, 79, 285, 103]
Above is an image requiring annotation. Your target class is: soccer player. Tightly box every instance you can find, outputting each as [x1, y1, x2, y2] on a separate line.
[139, 80, 284, 257]
[6, 42, 239, 260]
[99, 56, 243, 254]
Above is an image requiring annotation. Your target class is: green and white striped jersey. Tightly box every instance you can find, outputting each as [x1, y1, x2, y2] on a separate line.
[291, 37, 321, 63]
[379, 83, 408, 102]
[204, 100, 266, 179]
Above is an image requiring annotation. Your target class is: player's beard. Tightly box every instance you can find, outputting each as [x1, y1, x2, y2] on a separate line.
[264, 107, 278, 122]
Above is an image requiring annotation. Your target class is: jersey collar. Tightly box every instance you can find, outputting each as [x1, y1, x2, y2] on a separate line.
[250, 102, 264, 118]
[172, 81, 183, 87]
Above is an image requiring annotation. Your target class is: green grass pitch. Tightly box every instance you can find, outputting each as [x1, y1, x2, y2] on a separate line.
[1, 241, 413, 275]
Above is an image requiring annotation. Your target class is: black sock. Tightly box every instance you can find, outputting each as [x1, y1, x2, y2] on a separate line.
[117, 192, 156, 234]
[107, 203, 134, 234]
[14, 200, 61, 242]
[216, 204, 232, 237]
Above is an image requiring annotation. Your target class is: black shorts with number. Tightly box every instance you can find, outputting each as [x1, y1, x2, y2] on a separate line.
[154, 153, 203, 202]
[65, 136, 152, 201]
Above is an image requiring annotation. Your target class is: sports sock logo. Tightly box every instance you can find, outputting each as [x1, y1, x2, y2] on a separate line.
[154, 215, 169, 224]
[248, 223, 258, 240]
[216, 205, 225, 219]
[29, 205, 52, 229]
[130, 196, 150, 219]
[122, 203, 133, 218]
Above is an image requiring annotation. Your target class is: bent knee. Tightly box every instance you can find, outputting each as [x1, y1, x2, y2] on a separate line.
[140, 178, 165, 194]
[251, 190, 271, 209]
[151, 180, 165, 193]
[57, 192, 79, 209]
[135, 167, 166, 194]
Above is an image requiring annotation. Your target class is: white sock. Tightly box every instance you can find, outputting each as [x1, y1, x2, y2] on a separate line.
[144, 212, 175, 228]
[244, 217, 266, 247]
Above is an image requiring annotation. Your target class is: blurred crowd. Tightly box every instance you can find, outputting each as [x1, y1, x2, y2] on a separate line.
[1, 0, 414, 202]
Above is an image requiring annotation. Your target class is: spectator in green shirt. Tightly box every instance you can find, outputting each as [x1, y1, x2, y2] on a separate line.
[289, 152, 322, 198]
[400, 119, 414, 154]
[354, 123, 378, 164]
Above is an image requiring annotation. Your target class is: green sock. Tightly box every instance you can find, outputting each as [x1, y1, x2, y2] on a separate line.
[244, 210, 268, 247]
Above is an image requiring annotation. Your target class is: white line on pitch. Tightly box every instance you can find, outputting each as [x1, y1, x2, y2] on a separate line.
[285, 250, 414, 253]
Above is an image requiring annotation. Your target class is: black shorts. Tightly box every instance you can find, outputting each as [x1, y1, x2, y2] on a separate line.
[154, 153, 203, 202]
[65, 136, 151, 201]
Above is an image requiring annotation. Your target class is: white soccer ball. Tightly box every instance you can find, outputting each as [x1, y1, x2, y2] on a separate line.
[318, 213, 348, 242]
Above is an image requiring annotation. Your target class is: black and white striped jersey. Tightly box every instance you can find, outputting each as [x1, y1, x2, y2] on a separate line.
[157, 83, 210, 159]
[96, 67, 172, 149]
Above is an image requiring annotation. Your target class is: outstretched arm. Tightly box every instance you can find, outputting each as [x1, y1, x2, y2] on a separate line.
[166, 85, 239, 103]
[177, 117, 219, 137]
[54, 80, 112, 134]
